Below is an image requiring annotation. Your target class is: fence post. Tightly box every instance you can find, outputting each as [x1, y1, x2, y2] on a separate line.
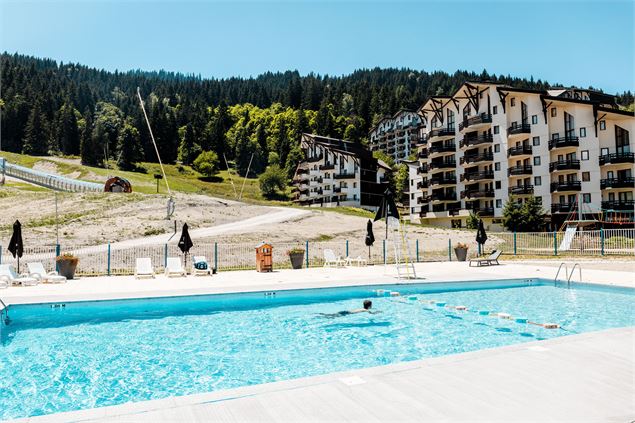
[416, 239, 419, 262]
[346, 239, 349, 258]
[305, 240, 309, 268]
[0, 245, 2, 264]
[214, 242, 218, 271]
[382, 239, 386, 264]
[448, 239, 452, 261]
[164, 244, 168, 268]
[553, 231, 558, 256]
[107, 243, 111, 276]
[513, 232, 517, 255]
[600, 228, 604, 256]
[56, 244, 61, 272]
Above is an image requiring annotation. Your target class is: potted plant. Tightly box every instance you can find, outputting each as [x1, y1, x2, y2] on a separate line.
[56, 252, 79, 279]
[454, 242, 469, 262]
[287, 247, 305, 269]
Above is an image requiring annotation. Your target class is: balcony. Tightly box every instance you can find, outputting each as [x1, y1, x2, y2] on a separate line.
[550, 181, 582, 192]
[548, 136, 579, 150]
[428, 143, 456, 155]
[319, 163, 335, 170]
[427, 127, 455, 140]
[417, 180, 429, 190]
[549, 160, 580, 172]
[461, 190, 495, 199]
[307, 155, 323, 163]
[471, 207, 495, 216]
[507, 165, 533, 176]
[417, 164, 429, 174]
[429, 176, 457, 187]
[551, 203, 575, 213]
[507, 145, 532, 157]
[418, 149, 428, 159]
[459, 134, 493, 149]
[417, 196, 429, 205]
[428, 160, 457, 170]
[460, 153, 494, 166]
[599, 152, 635, 166]
[600, 177, 635, 189]
[333, 187, 341, 193]
[508, 185, 534, 195]
[507, 123, 531, 136]
[428, 192, 457, 202]
[458, 113, 492, 132]
[601, 200, 635, 210]
[333, 172, 355, 179]
[460, 171, 495, 182]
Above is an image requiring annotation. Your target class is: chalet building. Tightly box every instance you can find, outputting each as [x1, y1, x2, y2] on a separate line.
[292, 134, 391, 209]
[412, 82, 634, 229]
[369, 110, 423, 162]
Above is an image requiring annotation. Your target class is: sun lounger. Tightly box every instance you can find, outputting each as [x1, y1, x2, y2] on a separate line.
[192, 256, 210, 276]
[135, 258, 155, 279]
[0, 264, 39, 286]
[345, 256, 367, 267]
[27, 262, 67, 283]
[323, 249, 345, 267]
[469, 250, 502, 267]
[165, 257, 187, 277]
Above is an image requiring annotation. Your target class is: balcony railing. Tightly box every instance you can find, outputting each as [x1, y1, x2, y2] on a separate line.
[459, 134, 494, 149]
[417, 164, 429, 174]
[551, 203, 575, 213]
[507, 123, 531, 135]
[333, 172, 355, 179]
[599, 152, 635, 165]
[461, 190, 495, 199]
[418, 149, 428, 159]
[601, 200, 635, 210]
[460, 153, 494, 165]
[507, 145, 533, 157]
[429, 143, 456, 154]
[428, 192, 457, 202]
[458, 113, 492, 131]
[460, 171, 495, 182]
[600, 177, 635, 189]
[471, 207, 495, 216]
[429, 176, 457, 186]
[417, 180, 429, 189]
[307, 155, 323, 163]
[428, 160, 457, 170]
[550, 181, 582, 192]
[427, 127, 455, 140]
[319, 163, 335, 170]
[549, 160, 580, 172]
[417, 196, 428, 204]
[507, 165, 533, 176]
[548, 136, 579, 150]
[508, 185, 534, 195]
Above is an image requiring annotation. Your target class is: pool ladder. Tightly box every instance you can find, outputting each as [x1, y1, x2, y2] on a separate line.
[554, 262, 582, 288]
[0, 297, 8, 324]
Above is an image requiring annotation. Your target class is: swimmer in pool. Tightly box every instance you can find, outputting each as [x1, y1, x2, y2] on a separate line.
[319, 300, 379, 318]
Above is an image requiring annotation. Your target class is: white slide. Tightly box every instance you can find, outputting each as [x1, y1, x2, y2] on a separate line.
[559, 226, 577, 251]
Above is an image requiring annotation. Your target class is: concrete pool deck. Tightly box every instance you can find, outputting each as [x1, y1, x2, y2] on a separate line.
[3, 260, 635, 422]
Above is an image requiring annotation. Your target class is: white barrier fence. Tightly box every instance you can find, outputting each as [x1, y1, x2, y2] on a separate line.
[0, 158, 103, 192]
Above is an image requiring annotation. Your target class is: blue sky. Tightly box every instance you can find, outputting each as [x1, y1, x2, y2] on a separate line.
[1, 0, 633, 93]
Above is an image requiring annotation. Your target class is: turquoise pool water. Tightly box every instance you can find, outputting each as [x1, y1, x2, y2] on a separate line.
[0, 279, 633, 419]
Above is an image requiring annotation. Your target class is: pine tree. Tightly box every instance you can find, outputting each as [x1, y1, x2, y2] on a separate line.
[177, 123, 201, 165]
[57, 103, 80, 155]
[502, 197, 524, 232]
[22, 101, 49, 155]
[116, 121, 144, 171]
[519, 196, 547, 232]
[80, 109, 99, 166]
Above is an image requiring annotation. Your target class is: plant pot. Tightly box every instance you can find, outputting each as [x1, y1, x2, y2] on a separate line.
[454, 247, 468, 262]
[57, 259, 78, 279]
[289, 252, 305, 269]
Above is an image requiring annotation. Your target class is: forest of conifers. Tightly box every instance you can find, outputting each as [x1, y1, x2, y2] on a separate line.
[1, 52, 633, 178]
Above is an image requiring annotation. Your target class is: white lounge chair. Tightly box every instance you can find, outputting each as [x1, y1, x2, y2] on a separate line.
[165, 257, 186, 277]
[0, 264, 39, 286]
[135, 258, 155, 279]
[323, 249, 345, 267]
[192, 256, 210, 276]
[27, 262, 67, 284]
[345, 256, 367, 267]
[469, 250, 502, 267]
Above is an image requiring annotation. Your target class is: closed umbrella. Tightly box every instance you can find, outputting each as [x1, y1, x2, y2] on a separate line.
[364, 219, 375, 261]
[8, 220, 24, 273]
[476, 219, 488, 256]
[178, 223, 194, 271]
[374, 188, 400, 239]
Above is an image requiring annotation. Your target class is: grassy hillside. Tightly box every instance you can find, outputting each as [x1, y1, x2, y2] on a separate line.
[0, 151, 287, 203]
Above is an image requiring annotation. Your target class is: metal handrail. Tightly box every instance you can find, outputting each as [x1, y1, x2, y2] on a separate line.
[0, 297, 9, 324]
[554, 262, 569, 286]
[568, 263, 582, 287]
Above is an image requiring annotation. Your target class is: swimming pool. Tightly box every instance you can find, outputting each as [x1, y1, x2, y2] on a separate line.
[1, 278, 633, 420]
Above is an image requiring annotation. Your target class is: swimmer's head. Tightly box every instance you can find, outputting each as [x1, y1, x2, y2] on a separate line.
[363, 300, 372, 310]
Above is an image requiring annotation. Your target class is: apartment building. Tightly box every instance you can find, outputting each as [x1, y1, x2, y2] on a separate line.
[292, 133, 391, 209]
[412, 82, 634, 229]
[368, 110, 423, 162]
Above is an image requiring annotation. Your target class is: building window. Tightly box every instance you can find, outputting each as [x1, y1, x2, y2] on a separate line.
[533, 156, 541, 166]
[411, 207, 415, 214]
[551, 108, 557, 117]
[601, 147, 609, 156]
[531, 115, 538, 124]
[496, 199, 502, 208]
[534, 176, 542, 186]
[494, 144, 500, 153]
[495, 162, 501, 171]
[353, 182, 357, 188]
[580, 127, 586, 137]
[493, 106, 498, 115]
[532, 136, 540, 146]
[495, 181, 501, 189]
[510, 98, 516, 107]
[581, 150, 589, 161]
[493, 126, 500, 134]
[582, 172, 590, 182]
[599, 121, 606, 130]
[582, 193, 591, 203]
